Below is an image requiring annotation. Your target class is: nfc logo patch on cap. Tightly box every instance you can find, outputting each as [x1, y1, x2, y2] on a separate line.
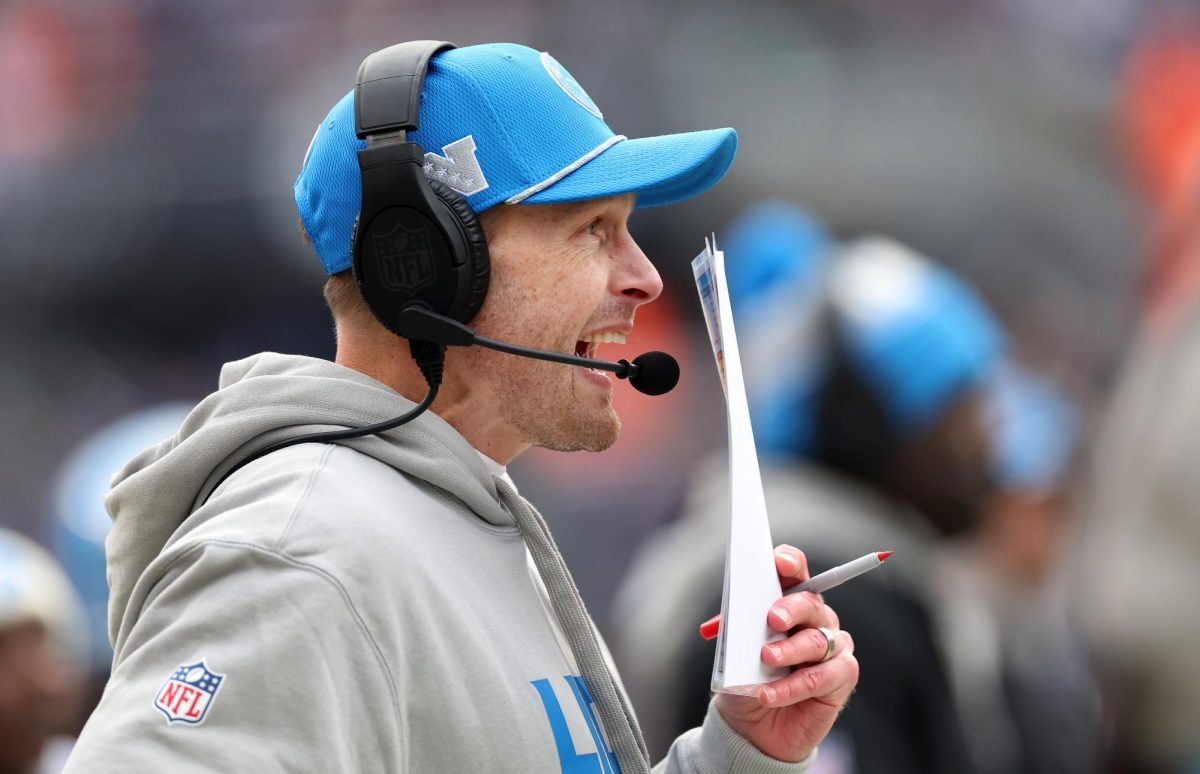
[540, 53, 603, 119]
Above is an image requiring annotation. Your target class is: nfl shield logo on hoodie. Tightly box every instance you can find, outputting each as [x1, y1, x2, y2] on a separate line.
[154, 660, 225, 725]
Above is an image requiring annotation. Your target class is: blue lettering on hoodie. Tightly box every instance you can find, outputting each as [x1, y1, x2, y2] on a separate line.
[531, 676, 621, 773]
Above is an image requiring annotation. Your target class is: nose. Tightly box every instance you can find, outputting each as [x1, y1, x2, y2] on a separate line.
[614, 234, 663, 305]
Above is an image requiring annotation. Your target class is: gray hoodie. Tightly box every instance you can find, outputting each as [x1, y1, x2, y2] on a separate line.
[65, 353, 814, 773]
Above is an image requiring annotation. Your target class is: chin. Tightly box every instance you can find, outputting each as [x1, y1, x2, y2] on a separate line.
[533, 407, 621, 453]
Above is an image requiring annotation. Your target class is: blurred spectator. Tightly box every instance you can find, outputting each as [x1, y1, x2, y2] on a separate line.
[1075, 302, 1200, 773]
[933, 363, 1101, 774]
[0, 528, 88, 774]
[1073, 11, 1200, 772]
[1075, 303, 1200, 772]
[615, 229, 1003, 773]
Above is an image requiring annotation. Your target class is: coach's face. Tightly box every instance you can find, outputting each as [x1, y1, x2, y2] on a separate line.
[463, 193, 662, 453]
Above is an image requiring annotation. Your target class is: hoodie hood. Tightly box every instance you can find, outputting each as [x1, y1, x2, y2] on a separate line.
[104, 352, 512, 646]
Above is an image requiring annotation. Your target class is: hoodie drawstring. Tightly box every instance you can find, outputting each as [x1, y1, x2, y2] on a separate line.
[494, 477, 651, 774]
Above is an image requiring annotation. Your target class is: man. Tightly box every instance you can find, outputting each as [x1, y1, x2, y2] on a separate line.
[937, 363, 1099, 774]
[64, 43, 857, 772]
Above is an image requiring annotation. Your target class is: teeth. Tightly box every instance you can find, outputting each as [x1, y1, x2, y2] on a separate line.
[580, 331, 627, 345]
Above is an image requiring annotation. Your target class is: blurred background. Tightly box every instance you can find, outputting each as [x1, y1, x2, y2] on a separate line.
[3, 0, 1200, 771]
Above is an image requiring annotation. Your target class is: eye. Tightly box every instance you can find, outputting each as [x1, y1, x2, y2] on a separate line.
[581, 218, 602, 238]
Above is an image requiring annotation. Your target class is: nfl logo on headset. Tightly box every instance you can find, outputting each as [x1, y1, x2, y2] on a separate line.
[154, 660, 225, 725]
[373, 221, 436, 293]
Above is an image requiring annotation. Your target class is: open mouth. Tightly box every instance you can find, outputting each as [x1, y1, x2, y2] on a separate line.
[575, 331, 628, 373]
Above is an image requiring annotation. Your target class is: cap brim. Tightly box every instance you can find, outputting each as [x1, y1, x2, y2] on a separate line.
[520, 128, 737, 209]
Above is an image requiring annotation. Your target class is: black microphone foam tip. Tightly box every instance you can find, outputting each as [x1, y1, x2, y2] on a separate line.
[629, 351, 680, 396]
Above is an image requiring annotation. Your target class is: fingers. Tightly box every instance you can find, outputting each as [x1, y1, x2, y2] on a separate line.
[756, 560, 861, 711]
[767, 591, 839, 633]
[757, 645, 860, 709]
[774, 545, 809, 584]
[762, 627, 854, 669]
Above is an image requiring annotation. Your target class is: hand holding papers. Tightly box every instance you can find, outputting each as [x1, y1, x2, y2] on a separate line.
[692, 237, 789, 694]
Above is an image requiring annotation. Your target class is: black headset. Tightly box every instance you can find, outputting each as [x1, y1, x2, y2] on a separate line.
[352, 40, 491, 334]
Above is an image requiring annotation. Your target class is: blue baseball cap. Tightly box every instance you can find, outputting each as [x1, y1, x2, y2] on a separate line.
[296, 43, 738, 275]
[724, 200, 831, 320]
[986, 363, 1079, 493]
[831, 237, 1003, 435]
[721, 201, 833, 458]
[726, 230, 1001, 458]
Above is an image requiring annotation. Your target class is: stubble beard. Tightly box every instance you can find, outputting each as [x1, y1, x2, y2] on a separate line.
[494, 350, 623, 452]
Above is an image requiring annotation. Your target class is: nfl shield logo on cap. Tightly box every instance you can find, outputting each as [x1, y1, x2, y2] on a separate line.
[154, 660, 225, 725]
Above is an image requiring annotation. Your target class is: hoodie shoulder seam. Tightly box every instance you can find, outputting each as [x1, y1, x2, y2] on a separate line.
[154, 538, 404, 737]
[273, 444, 335, 551]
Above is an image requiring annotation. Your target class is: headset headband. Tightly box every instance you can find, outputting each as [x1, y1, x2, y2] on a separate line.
[354, 40, 456, 139]
[350, 38, 489, 331]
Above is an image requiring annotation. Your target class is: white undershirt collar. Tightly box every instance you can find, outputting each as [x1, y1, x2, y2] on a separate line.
[475, 450, 515, 489]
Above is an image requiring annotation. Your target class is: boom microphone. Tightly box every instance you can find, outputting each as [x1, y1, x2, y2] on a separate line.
[622, 351, 679, 396]
[396, 306, 680, 396]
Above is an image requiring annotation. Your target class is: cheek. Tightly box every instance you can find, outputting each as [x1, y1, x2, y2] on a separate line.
[479, 238, 610, 337]
[471, 264, 537, 331]
[556, 257, 610, 306]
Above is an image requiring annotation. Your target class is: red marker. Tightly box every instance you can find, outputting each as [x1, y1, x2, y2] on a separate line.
[699, 551, 894, 640]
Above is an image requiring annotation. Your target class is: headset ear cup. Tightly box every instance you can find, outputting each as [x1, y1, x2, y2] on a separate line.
[426, 179, 490, 323]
